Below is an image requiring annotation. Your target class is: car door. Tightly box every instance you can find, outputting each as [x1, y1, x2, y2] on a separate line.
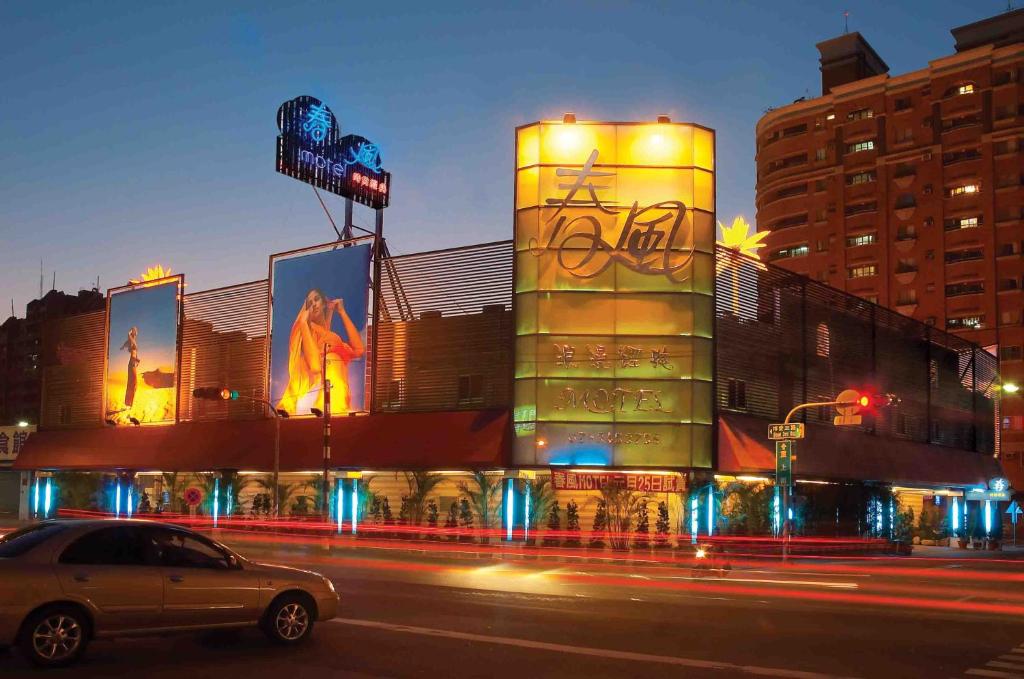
[148, 526, 260, 627]
[54, 525, 164, 632]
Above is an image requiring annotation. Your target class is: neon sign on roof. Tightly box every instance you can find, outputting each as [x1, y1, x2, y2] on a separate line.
[276, 95, 391, 209]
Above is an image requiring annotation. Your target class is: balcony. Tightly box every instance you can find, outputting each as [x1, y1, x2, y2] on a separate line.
[895, 264, 918, 285]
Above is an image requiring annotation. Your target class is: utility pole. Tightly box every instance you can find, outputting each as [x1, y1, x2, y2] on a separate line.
[321, 343, 332, 521]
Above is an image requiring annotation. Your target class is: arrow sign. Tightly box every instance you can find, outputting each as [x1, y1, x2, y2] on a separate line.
[1007, 501, 1022, 516]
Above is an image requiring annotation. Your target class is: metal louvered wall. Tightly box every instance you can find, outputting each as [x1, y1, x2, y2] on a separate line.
[373, 241, 514, 412]
[40, 311, 106, 428]
[179, 280, 269, 421]
[715, 246, 997, 454]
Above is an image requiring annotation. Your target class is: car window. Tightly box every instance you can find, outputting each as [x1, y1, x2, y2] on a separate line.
[150, 528, 232, 570]
[0, 523, 71, 558]
[59, 526, 155, 566]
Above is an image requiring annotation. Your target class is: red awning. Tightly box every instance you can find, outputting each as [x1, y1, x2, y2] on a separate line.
[14, 410, 510, 472]
[718, 412, 1000, 488]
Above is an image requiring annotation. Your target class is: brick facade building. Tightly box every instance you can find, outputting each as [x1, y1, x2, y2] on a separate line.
[755, 9, 1024, 485]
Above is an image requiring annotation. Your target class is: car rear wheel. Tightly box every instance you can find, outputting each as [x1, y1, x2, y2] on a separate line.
[19, 606, 89, 667]
[262, 594, 314, 645]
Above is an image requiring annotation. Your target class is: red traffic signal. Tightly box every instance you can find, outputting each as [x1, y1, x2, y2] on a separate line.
[858, 395, 870, 408]
[193, 387, 239, 401]
[865, 393, 900, 408]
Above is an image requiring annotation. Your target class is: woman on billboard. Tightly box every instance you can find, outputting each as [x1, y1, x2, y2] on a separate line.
[275, 289, 364, 414]
[120, 326, 140, 408]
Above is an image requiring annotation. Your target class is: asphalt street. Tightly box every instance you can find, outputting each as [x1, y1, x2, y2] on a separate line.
[4, 533, 1024, 678]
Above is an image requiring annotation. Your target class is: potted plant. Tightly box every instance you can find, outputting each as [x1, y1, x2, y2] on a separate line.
[458, 498, 474, 542]
[444, 502, 459, 542]
[426, 499, 439, 541]
[565, 500, 581, 547]
[589, 499, 607, 549]
[634, 502, 650, 550]
[654, 501, 671, 549]
[544, 501, 561, 547]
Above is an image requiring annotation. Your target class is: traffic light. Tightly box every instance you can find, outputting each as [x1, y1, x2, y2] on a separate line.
[193, 387, 239, 400]
[834, 389, 898, 426]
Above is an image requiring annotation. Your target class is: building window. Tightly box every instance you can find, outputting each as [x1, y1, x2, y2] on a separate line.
[782, 123, 808, 137]
[814, 180, 827, 192]
[894, 97, 912, 111]
[999, 278, 1020, 292]
[457, 374, 484, 404]
[945, 281, 984, 297]
[771, 214, 808, 231]
[847, 170, 876, 185]
[815, 147, 827, 161]
[848, 264, 877, 279]
[896, 289, 918, 305]
[942, 114, 980, 131]
[895, 193, 916, 209]
[896, 224, 916, 241]
[943, 148, 981, 165]
[945, 83, 975, 97]
[1001, 346, 1024, 362]
[863, 294, 879, 304]
[815, 323, 831, 357]
[726, 378, 747, 410]
[767, 153, 808, 175]
[847, 108, 874, 121]
[1002, 310, 1022, 325]
[946, 184, 980, 198]
[947, 315, 984, 330]
[815, 239, 829, 252]
[893, 163, 916, 178]
[896, 258, 917, 274]
[770, 244, 809, 260]
[944, 215, 981, 230]
[895, 128, 914, 144]
[383, 379, 404, 408]
[944, 248, 983, 264]
[845, 201, 877, 216]
[846, 140, 875, 154]
[997, 242, 1021, 257]
[775, 183, 808, 200]
[846, 233, 876, 247]
[994, 139, 1018, 155]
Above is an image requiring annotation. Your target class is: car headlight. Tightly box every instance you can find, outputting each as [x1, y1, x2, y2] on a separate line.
[323, 576, 335, 593]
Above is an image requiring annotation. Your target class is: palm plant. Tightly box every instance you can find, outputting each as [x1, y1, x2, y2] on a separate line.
[525, 477, 555, 531]
[599, 485, 649, 550]
[252, 477, 304, 516]
[458, 472, 501, 532]
[402, 472, 445, 526]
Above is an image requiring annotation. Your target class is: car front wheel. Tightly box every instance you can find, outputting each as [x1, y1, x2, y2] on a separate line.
[19, 606, 89, 667]
[262, 594, 314, 644]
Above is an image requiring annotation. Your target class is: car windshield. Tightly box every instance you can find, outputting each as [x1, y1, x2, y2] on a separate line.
[0, 522, 71, 558]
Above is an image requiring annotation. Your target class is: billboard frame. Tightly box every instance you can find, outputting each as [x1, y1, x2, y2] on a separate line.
[101, 274, 185, 426]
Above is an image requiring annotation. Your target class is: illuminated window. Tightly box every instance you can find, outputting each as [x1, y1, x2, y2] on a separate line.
[815, 147, 827, 161]
[945, 83, 975, 97]
[947, 315, 984, 330]
[770, 244, 809, 260]
[944, 215, 981, 230]
[847, 108, 874, 121]
[846, 233, 876, 247]
[815, 323, 830, 357]
[846, 140, 875, 154]
[826, 113, 836, 121]
[848, 264, 877, 279]
[846, 170, 876, 185]
[946, 184, 980, 197]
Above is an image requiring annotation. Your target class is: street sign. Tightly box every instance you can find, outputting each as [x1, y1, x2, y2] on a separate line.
[769, 423, 804, 440]
[184, 487, 203, 507]
[833, 414, 862, 426]
[834, 389, 863, 416]
[775, 440, 793, 487]
[1006, 501, 1022, 523]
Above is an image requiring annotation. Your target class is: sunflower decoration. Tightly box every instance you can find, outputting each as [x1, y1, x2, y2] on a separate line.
[716, 216, 766, 314]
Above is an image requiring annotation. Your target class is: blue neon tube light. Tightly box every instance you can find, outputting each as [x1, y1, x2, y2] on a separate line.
[506, 479, 514, 541]
[351, 479, 358, 535]
[44, 478, 52, 518]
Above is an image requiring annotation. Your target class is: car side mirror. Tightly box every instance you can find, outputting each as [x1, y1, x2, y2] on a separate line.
[226, 554, 241, 570]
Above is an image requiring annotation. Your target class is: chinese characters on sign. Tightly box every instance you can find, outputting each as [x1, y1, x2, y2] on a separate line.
[276, 95, 391, 209]
[0, 426, 33, 463]
[513, 120, 716, 468]
[551, 470, 684, 493]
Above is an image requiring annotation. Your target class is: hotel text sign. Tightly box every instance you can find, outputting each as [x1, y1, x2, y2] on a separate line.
[276, 95, 391, 209]
[513, 121, 716, 469]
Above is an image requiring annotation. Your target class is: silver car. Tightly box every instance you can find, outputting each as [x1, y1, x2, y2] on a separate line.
[0, 519, 339, 667]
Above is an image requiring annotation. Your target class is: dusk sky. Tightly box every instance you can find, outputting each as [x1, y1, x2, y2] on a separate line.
[0, 1, 998, 315]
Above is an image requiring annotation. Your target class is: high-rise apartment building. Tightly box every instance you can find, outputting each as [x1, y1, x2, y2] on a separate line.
[755, 10, 1024, 481]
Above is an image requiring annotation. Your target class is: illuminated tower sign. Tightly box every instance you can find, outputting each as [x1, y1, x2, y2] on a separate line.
[513, 119, 715, 468]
